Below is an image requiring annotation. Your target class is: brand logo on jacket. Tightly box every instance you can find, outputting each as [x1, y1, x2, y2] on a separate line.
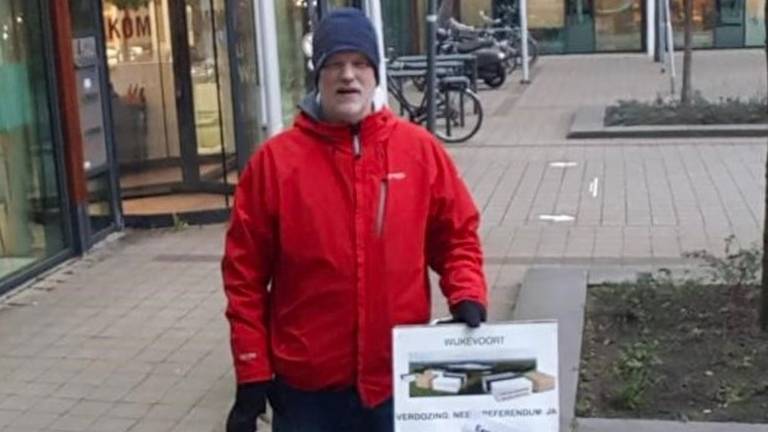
[387, 172, 407, 181]
[238, 352, 258, 361]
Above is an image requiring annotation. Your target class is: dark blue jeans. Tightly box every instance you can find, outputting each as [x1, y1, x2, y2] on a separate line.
[268, 380, 393, 432]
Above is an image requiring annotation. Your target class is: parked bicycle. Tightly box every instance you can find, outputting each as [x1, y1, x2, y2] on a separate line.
[438, 23, 508, 88]
[478, 8, 539, 71]
[386, 61, 484, 144]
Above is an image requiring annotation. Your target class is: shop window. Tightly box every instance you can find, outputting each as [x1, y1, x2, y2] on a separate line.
[1, 0, 67, 280]
[528, 0, 568, 53]
[103, 0, 182, 179]
[745, 0, 765, 46]
[594, 0, 643, 50]
[671, 0, 716, 48]
[276, 0, 312, 124]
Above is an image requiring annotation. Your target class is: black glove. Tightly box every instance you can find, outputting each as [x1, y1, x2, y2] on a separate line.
[226, 381, 270, 432]
[450, 300, 487, 328]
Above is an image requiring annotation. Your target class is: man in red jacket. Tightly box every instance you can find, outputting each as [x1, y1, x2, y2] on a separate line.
[223, 8, 487, 432]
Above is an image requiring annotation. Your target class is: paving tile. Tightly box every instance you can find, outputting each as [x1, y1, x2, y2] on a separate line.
[0, 395, 40, 411]
[623, 226, 652, 258]
[6, 412, 59, 430]
[104, 402, 152, 420]
[0, 410, 23, 428]
[83, 385, 134, 403]
[69, 400, 113, 418]
[86, 417, 136, 432]
[33, 398, 78, 415]
[53, 383, 97, 400]
[593, 227, 623, 258]
[48, 414, 97, 432]
[171, 406, 223, 432]
[10, 382, 62, 398]
[651, 227, 682, 258]
[126, 419, 177, 432]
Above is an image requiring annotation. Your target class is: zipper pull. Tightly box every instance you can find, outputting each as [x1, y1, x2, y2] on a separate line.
[351, 125, 361, 158]
[353, 134, 361, 158]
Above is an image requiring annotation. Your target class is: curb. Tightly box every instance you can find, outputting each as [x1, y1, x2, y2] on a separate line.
[576, 418, 768, 432]
[567, 106, 768, 139]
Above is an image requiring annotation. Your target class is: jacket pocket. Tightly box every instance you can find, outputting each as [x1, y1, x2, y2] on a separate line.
[374, 180, 388, 236]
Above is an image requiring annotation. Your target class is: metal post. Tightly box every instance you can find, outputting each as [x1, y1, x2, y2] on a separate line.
[658, 0, 666, 65]
[647, 0, 656, 57]
[364, 0, 388, 108]
[520, 0, 530, 83]
[655, 0, 663, 62]
[426, 0, 437, 133]
[253, 2, 268, 133]
[664, 0, 676, 94]
[255, 0, 284, 136]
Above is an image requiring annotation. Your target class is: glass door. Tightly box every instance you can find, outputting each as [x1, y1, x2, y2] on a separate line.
[275, 0, 313, 123]
[714, 0, 746, 47]
[527, 0, 568, 53]
[226, 0, 262, 172]
[1, 0, 68, 280]
[102, 0, 243, 216]
[103, 0, 183, 194]
[71, 0, 123, 237]
[186, 0, 236, 193]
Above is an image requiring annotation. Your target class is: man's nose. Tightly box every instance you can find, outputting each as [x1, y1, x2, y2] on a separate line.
[339, 63, 356, 80]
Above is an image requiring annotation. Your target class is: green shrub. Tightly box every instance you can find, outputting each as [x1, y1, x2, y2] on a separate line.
[605, 93, 768, 126]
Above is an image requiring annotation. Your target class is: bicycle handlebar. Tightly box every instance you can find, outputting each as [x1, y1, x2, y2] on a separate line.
[478, 10, 503, 26]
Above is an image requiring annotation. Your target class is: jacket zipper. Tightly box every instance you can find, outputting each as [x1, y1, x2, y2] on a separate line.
[352, 132, 361, 158]
[375, 179, 388, 236]
[353, 127, 387, 236]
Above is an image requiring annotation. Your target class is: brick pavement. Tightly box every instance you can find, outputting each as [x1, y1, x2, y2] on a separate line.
[0, 50, 766, 432]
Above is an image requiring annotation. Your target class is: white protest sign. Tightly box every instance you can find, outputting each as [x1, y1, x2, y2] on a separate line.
[393, 321, 559, 432]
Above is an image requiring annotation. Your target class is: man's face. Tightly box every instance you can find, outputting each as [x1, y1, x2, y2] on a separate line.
[318, 51, 377, 125]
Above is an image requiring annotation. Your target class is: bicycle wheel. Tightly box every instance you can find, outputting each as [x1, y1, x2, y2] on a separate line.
[433, 88, 483, 144]
[483, 63, 507, 89]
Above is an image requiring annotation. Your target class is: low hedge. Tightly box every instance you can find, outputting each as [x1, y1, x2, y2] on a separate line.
[605, 94, 768, 126]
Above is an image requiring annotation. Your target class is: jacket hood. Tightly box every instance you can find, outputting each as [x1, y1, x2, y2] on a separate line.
[295, 91, 397, 155]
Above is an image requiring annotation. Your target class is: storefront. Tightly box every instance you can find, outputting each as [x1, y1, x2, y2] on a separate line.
[0, 0, 74, 294]
[493, 0, 764, 54]
[1, 0, 266, 294]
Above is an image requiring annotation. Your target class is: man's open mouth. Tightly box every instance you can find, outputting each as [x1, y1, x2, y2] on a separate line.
[337, 88, 360, 95]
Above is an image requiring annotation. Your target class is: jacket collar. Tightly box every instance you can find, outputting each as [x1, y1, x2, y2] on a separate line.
[295, 92, 396, 155]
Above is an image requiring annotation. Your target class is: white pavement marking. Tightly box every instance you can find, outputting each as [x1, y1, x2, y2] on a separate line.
[538, 214, 576, 223]
[589, 177, 600, 198]
[549, 161, 579, 168]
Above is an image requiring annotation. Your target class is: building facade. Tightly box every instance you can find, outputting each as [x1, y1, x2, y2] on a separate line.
[492, 0, 764, 54]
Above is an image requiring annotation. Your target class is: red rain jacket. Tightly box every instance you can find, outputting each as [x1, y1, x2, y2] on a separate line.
[222, 106, 486, 407]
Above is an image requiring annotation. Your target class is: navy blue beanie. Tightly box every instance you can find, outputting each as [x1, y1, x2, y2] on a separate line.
[313, 8, 380, 84]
